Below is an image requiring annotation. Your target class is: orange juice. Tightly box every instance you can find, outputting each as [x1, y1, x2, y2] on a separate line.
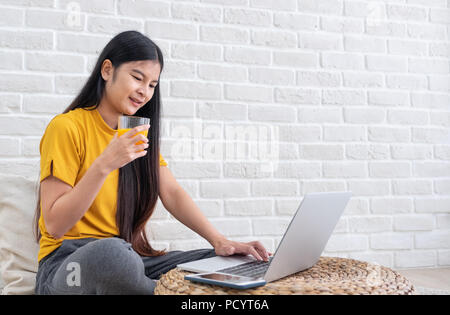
[118, 129, 148, 145]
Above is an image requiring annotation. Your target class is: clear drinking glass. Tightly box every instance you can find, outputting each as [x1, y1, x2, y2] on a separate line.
[117, 115, 150, 145]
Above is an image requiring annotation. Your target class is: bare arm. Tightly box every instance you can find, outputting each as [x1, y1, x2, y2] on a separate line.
[41, 160, 110, 239]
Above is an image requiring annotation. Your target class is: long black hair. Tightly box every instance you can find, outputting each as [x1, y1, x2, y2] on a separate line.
[33, 30, 165, 256]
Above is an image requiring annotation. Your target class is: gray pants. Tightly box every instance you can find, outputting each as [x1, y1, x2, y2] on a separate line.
[35, 237, 216, 295]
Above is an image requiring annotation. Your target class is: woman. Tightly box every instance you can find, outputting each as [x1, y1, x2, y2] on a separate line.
[33, 30, 269, 295]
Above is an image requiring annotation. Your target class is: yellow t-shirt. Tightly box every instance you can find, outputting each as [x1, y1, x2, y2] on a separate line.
[38, 106, 167, 262]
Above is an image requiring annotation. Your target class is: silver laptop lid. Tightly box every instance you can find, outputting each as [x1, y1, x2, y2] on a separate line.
[264, 191, 351, 282]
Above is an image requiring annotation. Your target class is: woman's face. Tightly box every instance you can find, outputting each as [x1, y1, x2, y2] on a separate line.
[101, 59, 161, 116]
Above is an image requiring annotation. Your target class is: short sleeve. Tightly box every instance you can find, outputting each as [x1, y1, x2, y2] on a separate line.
[159, 153, 168, 167]
[40, 116, 81, 187]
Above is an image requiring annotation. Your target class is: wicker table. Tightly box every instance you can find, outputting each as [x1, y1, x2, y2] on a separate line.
[154, 256, 416, 295]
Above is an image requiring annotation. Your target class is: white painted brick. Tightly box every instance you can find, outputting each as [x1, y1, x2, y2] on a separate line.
[438, 251, 450, 266]
[349, 252, 393, 268]
[322, 52, 365, 70]
[225, 199, 273, 216]
[415, 198, 450, 213]
[224, 162, 273, 179]
[344, 107, 385, 124]
[173, 3, 222, 23]
[348, 180, 390, 196]
[348, 216, 392, 233]
[371, 198, 413, 214]
[368, 91, 410, 107]
[301, 180, 346, 194]
[210, 219, 252, 237]
[394, 215, 435, 231]
[59, 0, 116, 15]
[273, 12, 319, 31]
[392, 179, 432, 195]
[388, 39, 428, 56]
[346, 144, 390, 160]
[251, 29, 297, 48]
[323, 89, 366, 106]
[279, 125, 321, 142]
[395, 251, 436, 268]
[369, 162, 411, 178]
[249, 67, 295, 85]
[199, 64, 247, 82]
[411, 92, 450, 109]
[171, 80, 221, 100]
[275, 88, 321, 105]
[200, 180, 250, 198]
[324, 126, 366, 142]
[387, 109, 429, 125]
[412, 127, 450, 143]
[274, 52, 318, 68]
[248, 104, 295, 123]
[274, 162, 321, 179]
[321, 16, 364, 34]
[0, 94, 21, 113]
[344, 36, 386, 53]
[224, 8, 271, 26]
[409, 58, 450, 74]
[365, 21, 406, 37]
[250, 0, 297, 11]
[0, 30, 53, 50]
[413, 162, 450, 178]
[0, 138, 20, 157]
[371, 233, 414, 250]
[253, 218, 291, 236]
[0, 74, 52, 93]
[0, 51, 22, 71]
[434, 180, 450, 194]
[162, 100, 195, 118]
[0, 115, 51, 136]
[407, 23, 447, 40]
[366, 55, 408, 72]
[26, 53, 84, 73]
[435, 145, 450, 160]
[296, 71, 341, 87]
[429, 42, 450, 57]
[299, 32, 343, 50]
[323, 162, 367, 178]
[198, 102, 247, 120]
[325, 234, 369, 252]
[26, 9, 85, 31]
[172, 43, 221, 61]
[416, 231, 450, 249]
[299, 144, 344, 160]
[430, 111, 450, 127]
[368, 126, 410, 143]
[391, 144, 433, 160]
[298, 107, 342, 123]
[387, 4, 428, 21]
[345, 198, 370, 215]
[298, 0, 343, 15]
[202, 25, 249, 44]
[169, 161, 221, 179]
[226, 84, 272, 102]
[275, 199, 301, 215]
[342, 72, 384, 88]
[429, 75, 450, 92]
[437, 214, 450, 229]
[251, 180, 298, 196]
[87, 16, 143, 35]
[22, 137, 40, 157]
[224, 46, 270, 65]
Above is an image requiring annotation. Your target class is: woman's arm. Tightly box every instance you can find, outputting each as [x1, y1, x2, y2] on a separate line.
[159, 166, 269, 261]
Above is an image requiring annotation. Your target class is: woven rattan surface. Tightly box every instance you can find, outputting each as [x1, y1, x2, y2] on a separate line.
[154, 256, 416, 295]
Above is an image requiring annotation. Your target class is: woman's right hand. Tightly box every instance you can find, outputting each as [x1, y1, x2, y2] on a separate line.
[96, 124, 150, 174]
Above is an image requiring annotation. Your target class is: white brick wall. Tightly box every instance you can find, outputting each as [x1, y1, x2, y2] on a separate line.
[0, 0, 449, 269]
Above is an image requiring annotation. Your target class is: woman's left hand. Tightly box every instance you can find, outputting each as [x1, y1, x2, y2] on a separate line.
[213, 238, 271, 262]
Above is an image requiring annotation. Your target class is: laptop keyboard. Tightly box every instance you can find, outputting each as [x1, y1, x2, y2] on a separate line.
[217, 258, 272, 278]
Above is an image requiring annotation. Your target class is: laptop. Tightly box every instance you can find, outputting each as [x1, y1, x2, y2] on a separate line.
[179, 191, 351, 288]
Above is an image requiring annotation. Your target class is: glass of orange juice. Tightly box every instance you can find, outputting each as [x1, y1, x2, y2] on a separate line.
[117, 115, 150, 148]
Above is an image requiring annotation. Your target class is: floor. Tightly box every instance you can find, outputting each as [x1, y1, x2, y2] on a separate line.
[396, 268, 450, 294]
